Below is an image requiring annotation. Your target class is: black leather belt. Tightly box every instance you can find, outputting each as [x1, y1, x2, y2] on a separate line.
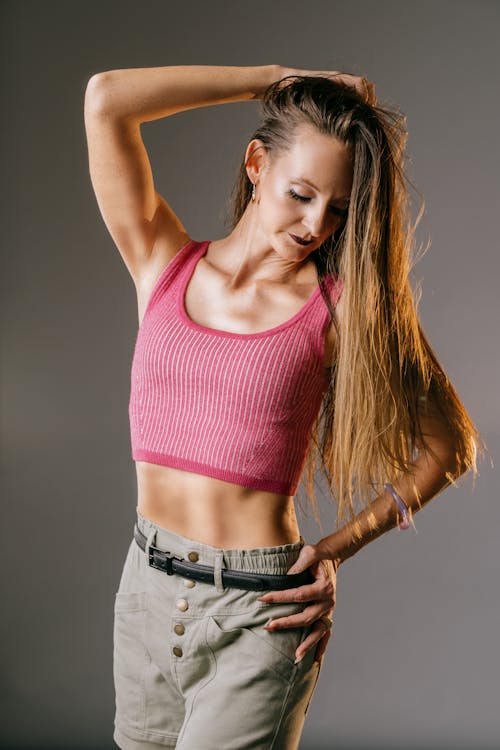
[133, 523, 315, 592]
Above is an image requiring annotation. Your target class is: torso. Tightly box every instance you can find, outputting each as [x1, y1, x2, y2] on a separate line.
[132, 236, 340, 549]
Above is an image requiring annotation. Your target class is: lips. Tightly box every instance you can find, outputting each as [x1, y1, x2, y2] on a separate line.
[289, 233, 313, 246]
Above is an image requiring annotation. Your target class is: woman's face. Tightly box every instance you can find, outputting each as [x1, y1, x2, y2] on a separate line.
[248, 124, 353, 261]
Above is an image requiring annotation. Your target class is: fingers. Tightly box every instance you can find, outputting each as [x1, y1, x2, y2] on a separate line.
[258, 555, 336, 605]
[354, 76, 377, 105]
[362, 78, 378, 106]
[257, 583, 335, 627]
[325, 71, 377, 105]
[342, 74, 377, 104]
[257, 568, 336, 606]
[279, 67, 377, 106]
[257, 582, 329, 605]
[259, 582, 336, 663]
[295, 617, 333, 664]
[257, 551, 337, 661]
[260, 595, 335, 664]
[263, 599, 329, 631]
[312, 625, 332, 665]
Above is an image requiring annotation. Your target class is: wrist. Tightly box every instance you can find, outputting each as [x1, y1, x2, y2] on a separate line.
[314, 538, 345, 569]
[315, 494, 395, 566]
[251, 64, 283, 99]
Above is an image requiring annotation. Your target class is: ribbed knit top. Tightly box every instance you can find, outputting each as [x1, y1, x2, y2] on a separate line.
[128, 239, 343, 495]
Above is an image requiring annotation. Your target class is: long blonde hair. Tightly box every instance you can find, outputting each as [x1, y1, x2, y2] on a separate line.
[224, 75, 486, 529]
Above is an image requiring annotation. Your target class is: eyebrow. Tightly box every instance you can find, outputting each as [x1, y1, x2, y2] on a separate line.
[293, 176, 351, 206]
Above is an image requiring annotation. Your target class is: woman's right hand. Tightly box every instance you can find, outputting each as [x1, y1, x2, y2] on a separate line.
[273, 65, 377, 106]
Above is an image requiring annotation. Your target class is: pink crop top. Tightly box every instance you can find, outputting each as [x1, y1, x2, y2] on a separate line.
[128, 239, 343, 495]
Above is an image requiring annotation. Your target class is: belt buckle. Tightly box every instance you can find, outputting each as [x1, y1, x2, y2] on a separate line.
[148, 544, 182, 575]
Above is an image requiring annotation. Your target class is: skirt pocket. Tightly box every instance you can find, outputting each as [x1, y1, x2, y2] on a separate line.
[113, 590, 149, 732]
[208, 602, 307, 685]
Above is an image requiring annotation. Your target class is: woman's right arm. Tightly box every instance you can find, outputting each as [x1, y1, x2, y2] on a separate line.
[83, 65, 280, 285]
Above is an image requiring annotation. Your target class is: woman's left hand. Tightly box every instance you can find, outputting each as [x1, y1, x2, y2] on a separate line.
[256, 542, 339, 666]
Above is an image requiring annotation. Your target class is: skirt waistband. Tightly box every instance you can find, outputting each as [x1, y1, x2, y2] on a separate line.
[136, 509, 305, 576]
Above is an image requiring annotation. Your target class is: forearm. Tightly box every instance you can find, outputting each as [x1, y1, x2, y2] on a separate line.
[85, 64, 280, 122]
[316, 439, 464, 567]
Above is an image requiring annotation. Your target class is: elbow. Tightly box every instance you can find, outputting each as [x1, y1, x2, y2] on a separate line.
[417, 437, 467, 485]
[455, 454, 473, 480]
[442, 444, 470, 482]
[416, 416, 470, 482]
[84, 71, 115, 114]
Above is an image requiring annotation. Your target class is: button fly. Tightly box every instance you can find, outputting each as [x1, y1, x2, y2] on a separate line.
[176, 598, 189, 612]
[183, 579, 196, 588]
[172, 646, 183, 657]
[174, 623, 185, 635]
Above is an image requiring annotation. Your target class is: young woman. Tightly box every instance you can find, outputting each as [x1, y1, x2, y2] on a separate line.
[84, 64, 483, 750]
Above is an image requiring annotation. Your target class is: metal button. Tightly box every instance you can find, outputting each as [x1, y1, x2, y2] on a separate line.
[172, 646, 183, 657]
[187, 551, 199, 562]
[176, 598, 189, 612]
[174, 623, 185, 636]
[183, 578, 196, 588]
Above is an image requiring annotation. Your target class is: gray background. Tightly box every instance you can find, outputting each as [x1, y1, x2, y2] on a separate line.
[1, 1, 499, 748]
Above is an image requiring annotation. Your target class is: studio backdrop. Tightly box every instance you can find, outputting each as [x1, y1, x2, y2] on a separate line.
[1, 1, 498, 749]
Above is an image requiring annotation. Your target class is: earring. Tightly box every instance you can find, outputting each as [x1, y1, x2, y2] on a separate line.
[251, 182, 256, 202]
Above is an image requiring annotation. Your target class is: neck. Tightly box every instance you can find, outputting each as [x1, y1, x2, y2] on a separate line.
[216, 208, 315, 289]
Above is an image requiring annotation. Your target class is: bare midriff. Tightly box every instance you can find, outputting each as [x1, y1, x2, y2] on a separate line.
[135, 462, 302, 549]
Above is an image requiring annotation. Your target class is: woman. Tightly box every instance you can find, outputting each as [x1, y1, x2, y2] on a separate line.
[84, 64, 483, 750]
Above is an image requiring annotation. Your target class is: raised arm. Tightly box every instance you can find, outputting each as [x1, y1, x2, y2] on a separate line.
[83, 64, 280, 287]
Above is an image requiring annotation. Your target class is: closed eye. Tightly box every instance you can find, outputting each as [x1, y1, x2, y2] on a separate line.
[288, 188, 348, 218]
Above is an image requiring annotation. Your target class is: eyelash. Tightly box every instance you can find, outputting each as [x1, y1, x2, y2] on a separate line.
[288, 188, 348, 217]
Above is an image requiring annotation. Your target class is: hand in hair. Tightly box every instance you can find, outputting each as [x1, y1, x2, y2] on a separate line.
[275, 65, 377, 106]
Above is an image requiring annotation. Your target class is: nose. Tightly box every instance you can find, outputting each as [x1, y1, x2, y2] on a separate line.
[303, 203, 333, 238]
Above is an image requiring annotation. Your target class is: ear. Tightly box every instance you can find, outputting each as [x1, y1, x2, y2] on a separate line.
[244, 138, 270, 185]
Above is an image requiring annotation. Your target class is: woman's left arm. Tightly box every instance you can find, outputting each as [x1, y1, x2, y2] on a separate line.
[315, 413, 465, 567]
[256, 413, 466, 665]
